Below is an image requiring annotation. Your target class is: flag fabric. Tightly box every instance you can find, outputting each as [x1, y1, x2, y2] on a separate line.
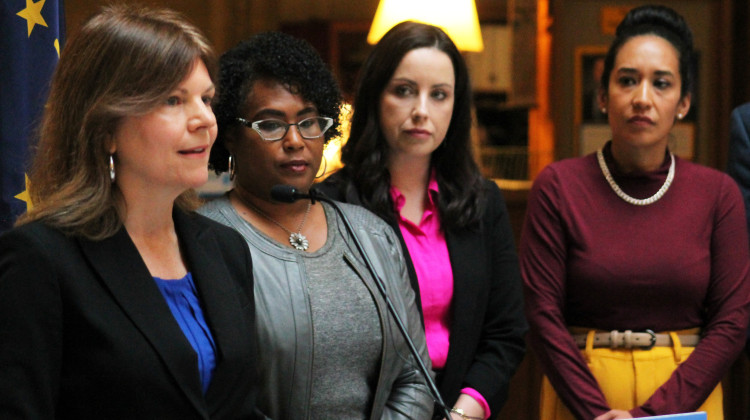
[0, 0, 65, 232]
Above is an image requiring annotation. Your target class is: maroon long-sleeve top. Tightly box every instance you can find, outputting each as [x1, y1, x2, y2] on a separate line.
[520, 144, 750, 419]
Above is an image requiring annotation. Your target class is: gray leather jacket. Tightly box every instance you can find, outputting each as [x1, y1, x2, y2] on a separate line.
[198, 196, 433, 420]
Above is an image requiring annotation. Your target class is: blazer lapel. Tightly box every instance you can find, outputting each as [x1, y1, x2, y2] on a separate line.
[77, 225, 206, 415]
[172, 210, 255, 410]
[443, 227, 485, 372]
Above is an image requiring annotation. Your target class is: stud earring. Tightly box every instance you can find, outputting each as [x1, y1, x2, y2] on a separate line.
[677, 113, 683, 120]
[600, 107, 607, 114]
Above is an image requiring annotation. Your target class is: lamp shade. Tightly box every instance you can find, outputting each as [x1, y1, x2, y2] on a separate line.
[367, 0, 484, 52]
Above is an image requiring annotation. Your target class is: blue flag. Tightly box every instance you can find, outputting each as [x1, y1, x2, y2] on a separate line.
[0, 0, 65, 232]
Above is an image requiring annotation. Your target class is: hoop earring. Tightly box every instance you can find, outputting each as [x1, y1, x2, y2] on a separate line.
[228, 155, 236, 181]
[109, 155, 115, 183]
[315, 158, 328, 179]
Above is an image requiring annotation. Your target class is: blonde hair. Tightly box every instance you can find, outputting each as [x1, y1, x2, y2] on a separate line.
[18, 4, 216, 240]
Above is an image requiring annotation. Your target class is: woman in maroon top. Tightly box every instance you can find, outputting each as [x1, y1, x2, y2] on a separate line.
[521, 5, 750, 420]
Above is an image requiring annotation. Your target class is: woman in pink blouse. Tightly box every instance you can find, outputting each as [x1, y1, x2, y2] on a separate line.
[319, 21, 527, 420]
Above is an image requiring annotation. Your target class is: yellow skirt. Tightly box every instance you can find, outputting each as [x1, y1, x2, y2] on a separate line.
[540, 332, 723, 420]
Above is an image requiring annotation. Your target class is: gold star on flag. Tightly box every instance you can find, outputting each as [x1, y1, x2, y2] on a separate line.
[17, 0, 48, 37]
[14, 175, 33, 211]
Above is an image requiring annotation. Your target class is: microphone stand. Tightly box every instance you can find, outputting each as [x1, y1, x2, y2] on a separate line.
[272, 185, 452, 420]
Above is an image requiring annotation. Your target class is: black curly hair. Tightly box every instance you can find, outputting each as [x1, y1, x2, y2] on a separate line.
[600, 5, 694, 99]
[209, 31, 342, 173]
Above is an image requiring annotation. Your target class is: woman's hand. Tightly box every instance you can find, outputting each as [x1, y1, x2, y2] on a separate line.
[447, 393, 485, 419]
[594, 409, 633, 420]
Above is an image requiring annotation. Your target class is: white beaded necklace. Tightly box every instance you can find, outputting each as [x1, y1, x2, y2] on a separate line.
[596, 148, 675, 206]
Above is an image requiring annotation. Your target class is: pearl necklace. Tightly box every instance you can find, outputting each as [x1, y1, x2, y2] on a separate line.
[244, 199, 312, 251]
[596, 148, 675, 206]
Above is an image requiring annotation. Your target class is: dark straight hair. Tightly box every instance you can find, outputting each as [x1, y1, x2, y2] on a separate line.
[339, 21, 485, 230]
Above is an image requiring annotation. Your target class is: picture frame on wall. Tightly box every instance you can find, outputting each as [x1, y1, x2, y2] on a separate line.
[573, 45, 609, 157]
[281, 21, 372, 101]
[574, 45, 609, 127]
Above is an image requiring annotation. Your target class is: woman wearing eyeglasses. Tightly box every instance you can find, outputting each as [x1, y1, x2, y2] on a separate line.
[197, 32, 433, 420]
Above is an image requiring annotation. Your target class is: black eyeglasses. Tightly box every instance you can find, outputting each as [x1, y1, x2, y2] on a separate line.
[236, 116, 334, 142]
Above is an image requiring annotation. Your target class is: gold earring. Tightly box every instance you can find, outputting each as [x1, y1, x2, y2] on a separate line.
[228, 155, 236, 180]
[315, 158, 328, 179]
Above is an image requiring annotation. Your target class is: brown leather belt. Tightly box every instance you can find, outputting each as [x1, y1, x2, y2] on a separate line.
[570, 328, 701, 350]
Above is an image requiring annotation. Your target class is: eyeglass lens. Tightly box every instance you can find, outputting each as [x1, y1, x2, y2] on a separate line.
[254, 117, 331, 141]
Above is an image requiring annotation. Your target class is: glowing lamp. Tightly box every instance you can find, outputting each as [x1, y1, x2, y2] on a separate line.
[367, 0, 484, 52]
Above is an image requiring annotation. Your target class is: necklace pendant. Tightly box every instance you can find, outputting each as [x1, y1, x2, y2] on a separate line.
[289, 232, 309, 251]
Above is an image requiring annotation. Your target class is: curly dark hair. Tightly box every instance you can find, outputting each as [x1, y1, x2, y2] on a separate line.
[600, 5, 695, 99]
[209, 31, 342, 173]
[338, 21, 485, 230]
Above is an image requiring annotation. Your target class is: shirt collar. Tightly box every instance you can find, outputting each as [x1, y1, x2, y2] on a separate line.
[389, 169, 440, 213]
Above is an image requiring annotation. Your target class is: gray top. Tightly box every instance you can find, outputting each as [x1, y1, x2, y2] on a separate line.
[198, 194, 433, 420]
[233, 200, 382, 418]
[302, 207, 382, 419]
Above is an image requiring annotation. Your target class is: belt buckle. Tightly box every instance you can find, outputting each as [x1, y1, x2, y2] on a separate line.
[642, 329, 656, 350]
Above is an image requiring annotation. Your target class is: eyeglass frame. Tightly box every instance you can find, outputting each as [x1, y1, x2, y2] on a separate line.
[235, 116, 334, 142]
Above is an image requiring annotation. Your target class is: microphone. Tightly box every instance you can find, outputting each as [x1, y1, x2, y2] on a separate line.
[270, 184, 316, 204]
[270, 184, 451, 419]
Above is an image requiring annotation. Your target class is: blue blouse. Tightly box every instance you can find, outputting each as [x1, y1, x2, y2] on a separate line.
[153, 272, 216, 394]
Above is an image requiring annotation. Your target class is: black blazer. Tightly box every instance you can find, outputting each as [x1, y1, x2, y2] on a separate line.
[0, 209, 262, 419]
[728, 102, 750, 358]
[729, 102, 750, 249]
[317, 175, 527, 415]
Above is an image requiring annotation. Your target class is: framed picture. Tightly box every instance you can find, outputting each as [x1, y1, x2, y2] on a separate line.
[574, 45, 609, 125]
[574, 45, 608, 157]
[281, 21, 372, 101]
[326, 21, 372, 100]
